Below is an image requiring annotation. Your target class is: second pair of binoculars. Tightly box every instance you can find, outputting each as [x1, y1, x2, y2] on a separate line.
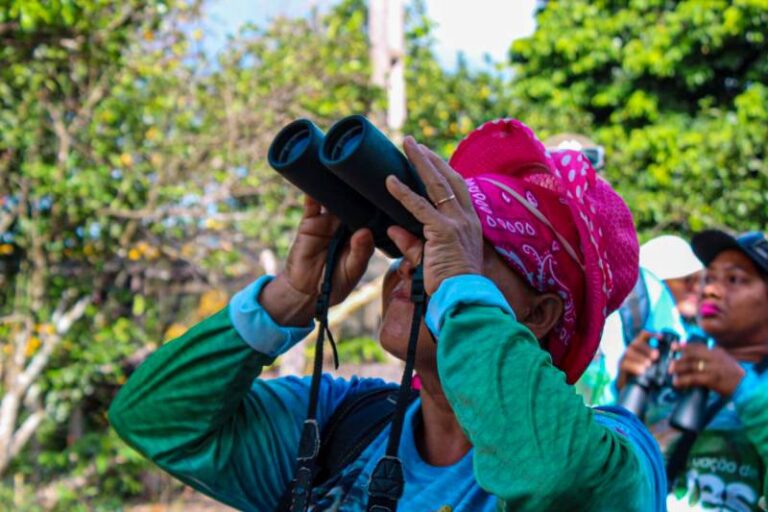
[618, 330, 711, 433]
[268, 115, 429, 258]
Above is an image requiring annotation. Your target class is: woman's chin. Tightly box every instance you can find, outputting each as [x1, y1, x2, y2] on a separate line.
[379, 326, 406, 361]
[379, 299, 414, 360]
[699, 316, 725, 337]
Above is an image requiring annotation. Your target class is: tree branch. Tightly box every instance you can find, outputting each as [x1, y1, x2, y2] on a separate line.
[9, 385, 44, 460]
[0, 208, 16, 236]
[0, 315, 25, 326]
[17, 295, 91, 395]
[48, 105, 72, 172]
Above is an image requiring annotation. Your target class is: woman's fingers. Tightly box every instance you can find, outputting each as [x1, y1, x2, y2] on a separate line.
[621, 358, 652, 377]
[622, 347, 655, 373]
[403, 137, 458, 212]
[669, 343, 707, 375]
[421, 145, 472, 210]
[670, 346, 745, 395]
[618, 332, 659, 388]
[386, 175, 442, 225]
[302, 194, 322, 218]
[673, 372, 711, 389]
[345, 228, 375, 275]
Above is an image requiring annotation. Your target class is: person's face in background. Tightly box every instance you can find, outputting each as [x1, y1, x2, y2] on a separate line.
[698, 250, 768, 348]
[665, 271, 703, 320]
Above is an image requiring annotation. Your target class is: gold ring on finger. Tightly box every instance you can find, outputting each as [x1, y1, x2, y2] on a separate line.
[434, 194, 456, 207]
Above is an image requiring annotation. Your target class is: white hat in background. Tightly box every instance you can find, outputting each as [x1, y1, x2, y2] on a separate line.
[640, 235, 704, 281]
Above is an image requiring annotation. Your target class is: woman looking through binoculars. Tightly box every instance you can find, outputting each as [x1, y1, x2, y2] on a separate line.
[109, 119, 666, 511]
[618, 230, 768, 511]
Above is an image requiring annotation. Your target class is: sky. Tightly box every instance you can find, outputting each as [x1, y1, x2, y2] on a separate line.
[203, 0, 538, 69]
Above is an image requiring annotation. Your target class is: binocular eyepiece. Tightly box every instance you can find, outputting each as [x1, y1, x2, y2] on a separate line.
[618, 330, 711, 433]
[268, 115, 428, 258]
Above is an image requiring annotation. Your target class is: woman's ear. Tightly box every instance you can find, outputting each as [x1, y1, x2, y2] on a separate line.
[521, 292, 564, 340]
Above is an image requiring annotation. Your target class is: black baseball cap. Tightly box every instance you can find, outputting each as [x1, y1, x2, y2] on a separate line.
[691, 230, 768, 276]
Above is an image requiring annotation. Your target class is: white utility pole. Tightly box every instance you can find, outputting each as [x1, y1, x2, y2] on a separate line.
[369, 0, 406, 139]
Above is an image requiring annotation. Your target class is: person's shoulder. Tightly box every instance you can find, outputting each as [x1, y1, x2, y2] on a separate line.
[594, 405, 668, 510]
[593, 405, 655, 443]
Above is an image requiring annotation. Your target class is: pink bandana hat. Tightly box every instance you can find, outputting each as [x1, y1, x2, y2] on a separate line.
[449, 119, 639, 383]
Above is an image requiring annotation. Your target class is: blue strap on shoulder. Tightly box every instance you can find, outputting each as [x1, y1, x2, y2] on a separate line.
[594, 405, 668, 512]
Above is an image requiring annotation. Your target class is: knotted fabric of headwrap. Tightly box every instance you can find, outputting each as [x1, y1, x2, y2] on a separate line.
[449, 119, 639, 384]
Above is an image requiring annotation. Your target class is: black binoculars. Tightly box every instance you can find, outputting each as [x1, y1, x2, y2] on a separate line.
[618, 330, 710, 433]
[267, 115, 428, 258]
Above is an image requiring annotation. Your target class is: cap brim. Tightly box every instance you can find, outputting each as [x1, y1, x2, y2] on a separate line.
[691, 229, 743, 267]
[740, 234, 768, 275]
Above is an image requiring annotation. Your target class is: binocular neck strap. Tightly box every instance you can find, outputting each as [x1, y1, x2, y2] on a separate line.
[290, 226, 349, 512]
[366, 264, 427, 512]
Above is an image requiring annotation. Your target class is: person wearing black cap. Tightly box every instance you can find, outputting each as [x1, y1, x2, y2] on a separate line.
[621, 229, 768, 511]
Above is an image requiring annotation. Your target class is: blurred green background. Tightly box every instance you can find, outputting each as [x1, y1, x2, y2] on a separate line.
[0, 0, 766, 509]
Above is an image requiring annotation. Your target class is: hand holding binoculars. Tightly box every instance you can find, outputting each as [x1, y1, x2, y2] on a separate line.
[618, 330, 711, 433]
[268, 115, 429, 258]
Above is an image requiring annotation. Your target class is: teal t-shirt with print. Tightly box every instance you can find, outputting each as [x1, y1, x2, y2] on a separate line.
[645, 363, 767, 512]
[667, 429, 764, 511]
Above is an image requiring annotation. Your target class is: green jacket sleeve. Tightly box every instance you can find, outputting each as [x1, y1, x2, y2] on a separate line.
[734, 369, 768, 499]
[108, 307, 304, 512]
[436, 304, 659, 511]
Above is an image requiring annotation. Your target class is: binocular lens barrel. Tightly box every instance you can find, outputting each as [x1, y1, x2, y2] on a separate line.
[274, 128, 312, 165]
[618, 380, 650, 420]
[328, 125, 363, 162]
[670, 332, 711, 433]
[267, 119, 401, 257]
[321, 116, 426, 237]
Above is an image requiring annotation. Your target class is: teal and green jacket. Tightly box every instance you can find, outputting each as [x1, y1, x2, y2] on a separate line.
[109, 274, 666, 511]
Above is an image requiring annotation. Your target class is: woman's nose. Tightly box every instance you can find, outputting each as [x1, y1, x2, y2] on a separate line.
[397, 257, 415, 278]
[702, 279, 721, 300]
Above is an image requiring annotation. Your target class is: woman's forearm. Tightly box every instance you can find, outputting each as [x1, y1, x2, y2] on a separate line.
[108, 307, 304, 511]
[437, 305, 656, 511]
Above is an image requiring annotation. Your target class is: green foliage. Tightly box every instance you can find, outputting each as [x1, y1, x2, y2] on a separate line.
[0, 0, 410, 506]
[507, 0, 768, 236]
[403, 0, 511, 157]
[336, 336, 389, 365]
[199, 0, 380, 255]
[1, 0, 203, 505]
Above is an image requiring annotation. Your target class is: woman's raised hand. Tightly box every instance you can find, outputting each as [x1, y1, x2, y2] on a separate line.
[616, 331, 659, 391]
[260, 195, 375, 326]
[385, 136, 484, 295]
[669, 342, 746, 397]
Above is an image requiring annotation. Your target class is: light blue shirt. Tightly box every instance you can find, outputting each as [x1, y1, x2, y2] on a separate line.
[229, 272, 666, 511]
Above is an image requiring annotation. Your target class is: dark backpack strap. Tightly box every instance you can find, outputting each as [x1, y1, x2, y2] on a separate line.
[316, 384, 416, 484]
[666, 356, 768, 488]
[275, 383, 418, 511]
